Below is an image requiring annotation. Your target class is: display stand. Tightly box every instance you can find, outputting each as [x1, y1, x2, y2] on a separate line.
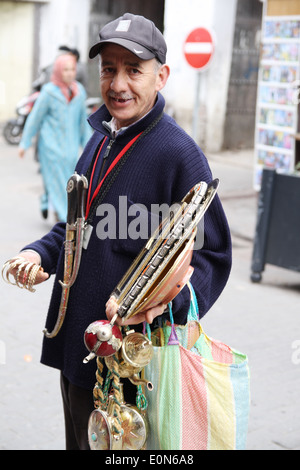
[253, 12, 300, 189]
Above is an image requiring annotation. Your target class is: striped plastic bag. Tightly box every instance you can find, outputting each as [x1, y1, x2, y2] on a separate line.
[144, 284, 250, 450]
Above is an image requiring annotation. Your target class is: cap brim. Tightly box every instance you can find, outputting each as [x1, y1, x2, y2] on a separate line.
[89, 38, 155, 60]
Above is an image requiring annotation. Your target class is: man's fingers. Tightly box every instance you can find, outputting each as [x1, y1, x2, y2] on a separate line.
[105, 296, 119, 319]
[105, 299, 166, 326]
[34, 270, 49, 284]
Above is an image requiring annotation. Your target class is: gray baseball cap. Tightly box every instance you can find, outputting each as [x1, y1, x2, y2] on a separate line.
[89, 13, 167, 64]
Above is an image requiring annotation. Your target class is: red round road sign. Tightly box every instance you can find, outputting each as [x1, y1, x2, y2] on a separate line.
[183, 27, 215, 70]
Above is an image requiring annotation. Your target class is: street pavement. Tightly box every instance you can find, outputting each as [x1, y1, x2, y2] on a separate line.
[0, 133, 299, 450]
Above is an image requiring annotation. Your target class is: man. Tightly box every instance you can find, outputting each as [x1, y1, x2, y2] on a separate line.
[6, 13, 232, 449]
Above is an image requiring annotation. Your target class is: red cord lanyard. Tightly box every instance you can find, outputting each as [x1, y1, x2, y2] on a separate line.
[85, 132, 142, 219]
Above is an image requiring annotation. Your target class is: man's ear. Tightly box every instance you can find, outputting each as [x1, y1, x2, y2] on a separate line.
[156, 64, 170, 92]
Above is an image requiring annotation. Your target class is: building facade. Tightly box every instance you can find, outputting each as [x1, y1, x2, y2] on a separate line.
[0, 0, 264, 152]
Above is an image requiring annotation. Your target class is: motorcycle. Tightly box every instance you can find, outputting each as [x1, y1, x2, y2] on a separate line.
[3, 91, 40, 145]
[3, 92, 101, 146]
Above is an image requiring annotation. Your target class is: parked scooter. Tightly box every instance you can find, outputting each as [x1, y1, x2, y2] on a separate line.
[3, 91, 40, 145]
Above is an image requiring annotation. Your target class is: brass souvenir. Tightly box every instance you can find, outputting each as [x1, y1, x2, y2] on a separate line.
[105, 330, 154, 390]
[111, 179, 219, 320]
[88, 384, 147, 451]
[88, 407, 122, 451]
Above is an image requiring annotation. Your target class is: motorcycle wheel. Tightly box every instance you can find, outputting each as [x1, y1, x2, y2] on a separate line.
[3, 122, 23, 145]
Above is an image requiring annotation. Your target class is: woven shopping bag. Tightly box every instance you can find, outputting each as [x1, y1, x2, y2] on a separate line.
[144, 284, 250, 450]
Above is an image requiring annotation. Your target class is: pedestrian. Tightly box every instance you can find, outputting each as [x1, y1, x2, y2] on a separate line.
[18, 53, 92, 221]
[5, 13, 232, 449]
[33, 45, 88, 90]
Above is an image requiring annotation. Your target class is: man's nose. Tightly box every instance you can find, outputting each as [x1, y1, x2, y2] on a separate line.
[110, 71, 127, 92]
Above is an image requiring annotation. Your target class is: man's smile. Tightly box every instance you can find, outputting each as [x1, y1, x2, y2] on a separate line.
[108, 93, 134, 105]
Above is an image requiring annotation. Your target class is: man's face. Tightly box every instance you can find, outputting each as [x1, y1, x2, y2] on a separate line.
[100, 43, 169, 129]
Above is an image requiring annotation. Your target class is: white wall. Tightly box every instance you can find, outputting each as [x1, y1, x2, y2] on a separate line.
[163, 0, 237, 152]
[38, 0, 90, 70]
[0, 1, 34, 121]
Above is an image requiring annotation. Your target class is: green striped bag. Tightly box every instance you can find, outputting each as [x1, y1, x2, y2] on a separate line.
[144, 284, 250, 450]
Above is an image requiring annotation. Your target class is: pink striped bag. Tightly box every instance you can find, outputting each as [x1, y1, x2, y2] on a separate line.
[144, 284, 250, 450]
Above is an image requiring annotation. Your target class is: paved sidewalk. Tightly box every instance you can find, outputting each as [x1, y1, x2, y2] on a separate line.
[0, 136, 299, 450]
[0, 137, 64, 450]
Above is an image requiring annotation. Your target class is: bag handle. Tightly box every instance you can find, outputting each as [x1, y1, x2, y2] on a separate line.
[186, 282, 200, 321]
[167, 303, 180, 345]
[145, 282, 199, 346]
[145, 302, 179, 346]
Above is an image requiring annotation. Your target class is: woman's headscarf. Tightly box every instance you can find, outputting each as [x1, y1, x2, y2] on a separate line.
[51, 54, 79, 102]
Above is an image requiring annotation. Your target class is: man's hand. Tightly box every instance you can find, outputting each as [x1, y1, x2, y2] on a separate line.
[106, 296, 166, 326]
[6, 252, 49, 286]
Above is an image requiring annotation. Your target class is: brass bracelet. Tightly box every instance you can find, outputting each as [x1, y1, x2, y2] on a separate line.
[22, 262, 35, 288]
[26, 264, 42, 292]
[2, 257, 42, 293]
[2, 257, 26, 286]
[16, 261, 29, 288]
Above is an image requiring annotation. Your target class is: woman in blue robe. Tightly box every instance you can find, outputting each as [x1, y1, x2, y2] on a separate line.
[19, 54, 92, 221]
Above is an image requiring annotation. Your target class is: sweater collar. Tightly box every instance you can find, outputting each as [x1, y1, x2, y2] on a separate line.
[88, 92, 165, 138]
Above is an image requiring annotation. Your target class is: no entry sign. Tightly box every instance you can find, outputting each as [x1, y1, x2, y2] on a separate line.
[183, 27, 215, 70]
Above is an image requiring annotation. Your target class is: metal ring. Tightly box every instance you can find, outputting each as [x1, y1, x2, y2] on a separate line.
[2, 257, 25, 285]
[2, 260, 12, 284]
[16, 261, 29, 288]
[26, 264, 41, 292]
[22, 262, 35, 287]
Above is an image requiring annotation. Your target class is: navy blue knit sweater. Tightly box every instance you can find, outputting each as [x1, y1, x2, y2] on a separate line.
[23, 93, 232, 390]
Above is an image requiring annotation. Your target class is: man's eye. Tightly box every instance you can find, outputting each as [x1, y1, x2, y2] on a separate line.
[101, 68, 114, 75]
[130, 68, 141, 75]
